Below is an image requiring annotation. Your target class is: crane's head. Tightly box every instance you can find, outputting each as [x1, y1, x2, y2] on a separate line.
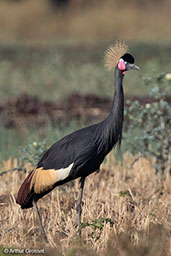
[104, 40, 140, 74]
[118, 53, 139, 74]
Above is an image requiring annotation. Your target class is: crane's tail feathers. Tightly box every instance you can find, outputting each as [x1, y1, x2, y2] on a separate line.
[16, 163, 74, 208]
[104, 40, 128, 71]
[16, 169, 36, 208]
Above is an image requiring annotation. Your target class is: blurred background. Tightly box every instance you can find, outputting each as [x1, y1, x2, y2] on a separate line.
[0, 0, 170, 167]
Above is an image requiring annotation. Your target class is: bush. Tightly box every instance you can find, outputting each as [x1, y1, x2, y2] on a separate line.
[20, 140, 48, 166]
[123, 72, 171, 173]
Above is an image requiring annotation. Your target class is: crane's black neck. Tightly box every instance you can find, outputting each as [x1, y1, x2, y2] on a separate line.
[99, 66, 124, 154]
[111, 66, 124, 117]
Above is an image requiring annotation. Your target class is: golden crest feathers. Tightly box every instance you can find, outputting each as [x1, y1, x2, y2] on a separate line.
[104, 40, 128, 71]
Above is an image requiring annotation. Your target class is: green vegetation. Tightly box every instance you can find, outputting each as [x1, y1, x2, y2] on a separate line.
[80, 218, 114, 241]
[123, 73, 171, 173]
[0, 43, 170, 101]
[20, 140, 47, 166]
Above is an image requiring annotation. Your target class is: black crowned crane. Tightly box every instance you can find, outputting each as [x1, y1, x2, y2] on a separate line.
[16, 41, 139, 241]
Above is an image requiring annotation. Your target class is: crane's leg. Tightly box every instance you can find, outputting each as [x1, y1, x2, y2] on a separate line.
[32, 199, 48, 243]
[76, 177, 85, 238]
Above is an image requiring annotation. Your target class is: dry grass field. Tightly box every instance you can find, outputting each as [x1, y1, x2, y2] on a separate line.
[0, 153, 170, 255]
[0, 0, 170, 43]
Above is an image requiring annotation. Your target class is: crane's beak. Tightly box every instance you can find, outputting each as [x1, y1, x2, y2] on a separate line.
[127, 63, 140, 70]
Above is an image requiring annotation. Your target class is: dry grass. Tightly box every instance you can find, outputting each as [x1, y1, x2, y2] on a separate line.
[0, 153, 170, 255]
[0, 0, 170, 44]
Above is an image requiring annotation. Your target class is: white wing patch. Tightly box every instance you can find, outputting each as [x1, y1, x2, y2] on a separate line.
[30, 163, 74, 194]
[57, 163, 74, 180]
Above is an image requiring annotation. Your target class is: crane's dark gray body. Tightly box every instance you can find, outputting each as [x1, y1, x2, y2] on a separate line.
[18, 67, 124, 209]
[38, 67, 124, 179]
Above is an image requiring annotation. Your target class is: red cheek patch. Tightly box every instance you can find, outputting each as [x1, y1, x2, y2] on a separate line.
[118, 60, 126, 71]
